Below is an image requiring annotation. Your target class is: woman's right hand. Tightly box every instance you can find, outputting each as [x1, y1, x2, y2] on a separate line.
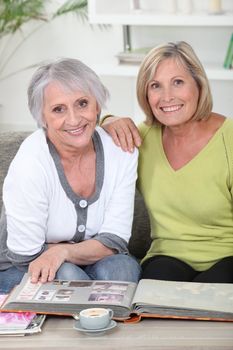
[28, 244, 68, 284]
[101, 116, 142, 152]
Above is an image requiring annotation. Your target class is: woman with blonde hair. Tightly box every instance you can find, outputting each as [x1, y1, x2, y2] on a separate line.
[102, 41, 233, 283]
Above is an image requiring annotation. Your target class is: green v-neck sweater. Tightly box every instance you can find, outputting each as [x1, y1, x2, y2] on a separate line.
[137, 118, 233, 271]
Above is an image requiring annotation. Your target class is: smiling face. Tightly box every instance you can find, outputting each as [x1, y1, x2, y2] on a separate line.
[43, 81, 100, 154]
[147, 58, 199, 128]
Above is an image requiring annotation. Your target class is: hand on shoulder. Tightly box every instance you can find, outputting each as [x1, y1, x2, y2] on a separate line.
[101, 116, 142, 152]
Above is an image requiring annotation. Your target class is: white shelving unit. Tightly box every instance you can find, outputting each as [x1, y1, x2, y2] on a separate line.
[88, 0, 233, 25]
[88, 0, 233, 120]
[88, 0, 233, 81]
[88, 12, 233, 27]
[91, 62, 233, 81]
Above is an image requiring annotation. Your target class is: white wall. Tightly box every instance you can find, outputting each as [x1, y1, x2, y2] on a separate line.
[0, 15, 123, 131]
[0, 3, 232, 131]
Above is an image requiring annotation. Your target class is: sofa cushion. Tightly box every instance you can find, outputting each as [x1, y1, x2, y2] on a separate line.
[128, 189, 151, 259]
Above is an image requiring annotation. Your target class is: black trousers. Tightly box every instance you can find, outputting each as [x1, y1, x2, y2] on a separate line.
[141, 255, 233, 283]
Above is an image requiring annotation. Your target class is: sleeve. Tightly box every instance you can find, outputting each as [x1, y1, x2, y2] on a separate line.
[3, 155, 50, 267]
[93, 233, 128, 254]
[230, 133, 233, 198]
[93, 147, 138, 254]
[224, 123, 233, 197]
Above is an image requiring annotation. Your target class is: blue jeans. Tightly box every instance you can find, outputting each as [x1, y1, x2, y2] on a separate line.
[56, 254, 141, 282]
[0, 255, 141, 294]
[0, 266, 28, 294]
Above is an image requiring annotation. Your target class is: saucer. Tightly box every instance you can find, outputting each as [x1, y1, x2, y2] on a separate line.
[73, 320, 117, 335]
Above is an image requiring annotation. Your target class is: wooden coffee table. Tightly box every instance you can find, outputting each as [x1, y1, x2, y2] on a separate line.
[0, 316, 233, 349]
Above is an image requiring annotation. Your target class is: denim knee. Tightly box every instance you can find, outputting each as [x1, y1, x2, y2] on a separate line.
[56, 262, 91, 280]
[85, 254, 141, 283]
[0, 266, 26, 294]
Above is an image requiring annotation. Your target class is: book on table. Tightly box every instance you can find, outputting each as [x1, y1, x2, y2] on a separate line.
[1, 273, 233, 323]
[0, 294, 46, 336]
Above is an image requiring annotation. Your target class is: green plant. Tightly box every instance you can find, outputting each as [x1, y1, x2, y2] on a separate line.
[0, 0, 88, 80]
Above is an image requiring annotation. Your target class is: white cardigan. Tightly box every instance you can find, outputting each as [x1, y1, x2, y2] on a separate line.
[2, 127, 138, 268]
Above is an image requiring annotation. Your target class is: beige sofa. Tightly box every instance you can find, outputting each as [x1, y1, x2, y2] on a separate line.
[0, 131, 151, 260]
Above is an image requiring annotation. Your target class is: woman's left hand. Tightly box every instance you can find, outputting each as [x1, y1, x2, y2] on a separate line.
[101, 116, 141, 152]
[28, 244, 68, 284]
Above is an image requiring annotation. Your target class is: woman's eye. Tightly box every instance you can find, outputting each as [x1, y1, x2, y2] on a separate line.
[150, 82, 160, 89]
[78, 99, 88, 108]
[53, 105, 64, 113]
[174, 79, 184, 86]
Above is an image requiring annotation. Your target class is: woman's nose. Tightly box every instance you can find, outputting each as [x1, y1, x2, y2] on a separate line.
[66, 108, 80, 124]
[161, 87, 174, 103]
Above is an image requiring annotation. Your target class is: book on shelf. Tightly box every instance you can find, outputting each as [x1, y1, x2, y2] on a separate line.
[0, 294, 46, 336]
[116, 47, 152, 65]
[1, 273, 233, 323]
[223, 33, 233, 69]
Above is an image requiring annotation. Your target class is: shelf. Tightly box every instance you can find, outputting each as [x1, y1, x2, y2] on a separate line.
[88, 12, 233, 27]
[91, 63, 139, 77]
[88, 1, 233, 82]
[205, 65, 233, 80]
[91, 63, 233, 81]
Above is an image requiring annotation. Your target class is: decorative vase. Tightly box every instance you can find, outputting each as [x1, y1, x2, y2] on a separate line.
[179, 0, 193, 14]
[208, 0, 222, 14]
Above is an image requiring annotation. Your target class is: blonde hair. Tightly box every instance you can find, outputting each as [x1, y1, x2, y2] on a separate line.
[136, 41, 213, 125]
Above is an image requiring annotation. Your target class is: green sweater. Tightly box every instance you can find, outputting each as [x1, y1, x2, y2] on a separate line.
[137, 118, 233, 271]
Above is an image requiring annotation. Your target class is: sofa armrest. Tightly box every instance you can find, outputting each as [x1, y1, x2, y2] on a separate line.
[0, 132, 30, 212]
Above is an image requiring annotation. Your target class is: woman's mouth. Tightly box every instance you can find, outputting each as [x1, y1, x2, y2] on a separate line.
[65, 125, 86, 135]
[160, 104, 183, 113]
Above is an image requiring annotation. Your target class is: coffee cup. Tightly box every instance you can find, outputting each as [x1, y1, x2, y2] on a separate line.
[79, 308, 114, 330]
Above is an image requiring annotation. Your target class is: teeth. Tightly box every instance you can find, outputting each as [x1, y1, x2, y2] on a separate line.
[161, 105, 182, 112]
[66, 127, 84, 134]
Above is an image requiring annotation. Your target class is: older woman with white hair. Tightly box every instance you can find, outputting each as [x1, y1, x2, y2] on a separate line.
[0, 58, 141, 294]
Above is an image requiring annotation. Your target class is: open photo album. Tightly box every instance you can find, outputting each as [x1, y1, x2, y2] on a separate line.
[1, 273, 233, 322]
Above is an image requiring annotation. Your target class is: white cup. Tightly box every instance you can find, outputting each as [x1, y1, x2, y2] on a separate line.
[79, 308, 114, 330]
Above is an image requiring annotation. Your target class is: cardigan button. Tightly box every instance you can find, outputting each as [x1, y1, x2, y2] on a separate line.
[79, 200, 87, 208]
[78, 225, 85, 233]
